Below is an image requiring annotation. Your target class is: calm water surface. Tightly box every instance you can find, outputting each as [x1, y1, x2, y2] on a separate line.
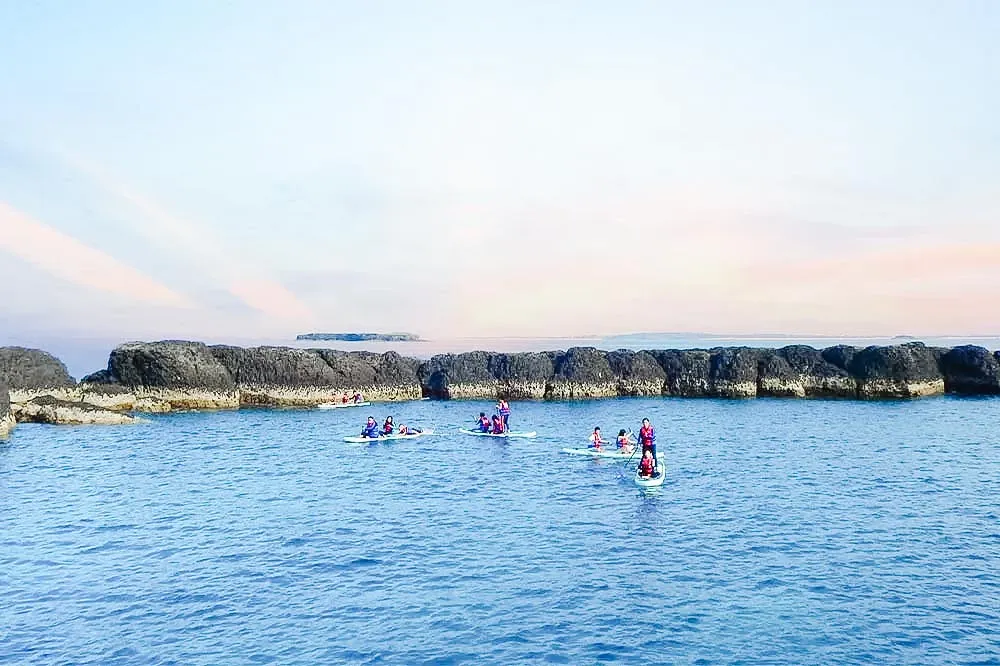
[2, 397, 999, 665]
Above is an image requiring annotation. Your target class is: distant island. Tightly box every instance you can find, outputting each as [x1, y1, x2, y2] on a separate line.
[296, 332, 422, 342]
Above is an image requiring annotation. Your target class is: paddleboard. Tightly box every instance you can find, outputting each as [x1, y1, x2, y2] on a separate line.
[343, 429, 434, 443]
[318, 401, 371, 410]
[561, 447, 662, 460]
[458, 428, 537, 439]
[633, 467, 665, 488]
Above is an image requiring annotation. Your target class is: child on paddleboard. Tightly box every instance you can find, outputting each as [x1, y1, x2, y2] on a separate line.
[638, 450, 656, 478]
[383, 416, 395, 435]
[476, 412, 491, 432]
[491, 414, 504, 434]
[616, 429, 635, 453]
[589, 427, 607, 450]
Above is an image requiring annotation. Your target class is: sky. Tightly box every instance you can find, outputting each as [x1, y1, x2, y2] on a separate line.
[1, 0, 998, 347]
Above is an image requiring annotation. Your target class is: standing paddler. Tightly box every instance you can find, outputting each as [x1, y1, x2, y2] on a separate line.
[637, 418, 657, 468]
[497, 399, 511, 433]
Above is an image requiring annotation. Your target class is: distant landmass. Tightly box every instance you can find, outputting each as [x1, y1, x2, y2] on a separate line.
[296, 332, 422, 342]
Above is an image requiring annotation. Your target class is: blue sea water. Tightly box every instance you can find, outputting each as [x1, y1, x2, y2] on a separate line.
[2, 397, 999, 665]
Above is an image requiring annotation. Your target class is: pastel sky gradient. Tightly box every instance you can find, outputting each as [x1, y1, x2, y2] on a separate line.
[1, 0, 998, 342]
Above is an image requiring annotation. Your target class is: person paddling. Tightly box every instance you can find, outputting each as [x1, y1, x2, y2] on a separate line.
[497, 399, 511, 433]
[589, 426, 607, 450]
[361, 416, 381, 439]
[476, 412, 491, 433]
[616, 429, 635, 453]
[637, 449, 657, 478]
[637, 418, 657, 468]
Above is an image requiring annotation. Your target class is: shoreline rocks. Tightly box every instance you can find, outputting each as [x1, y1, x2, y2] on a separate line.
[12, 396, 139, 426]
[3, 341, 1000, 428]
[1, 380, 13, 437]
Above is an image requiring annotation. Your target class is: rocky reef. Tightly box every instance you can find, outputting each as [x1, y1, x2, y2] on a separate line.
[419, 342, 1000, 400]
[1, 380, 13, 437]
[82, 341, 422, 410]
[12, 396, 139, 426]
[1, 341, 999, 429]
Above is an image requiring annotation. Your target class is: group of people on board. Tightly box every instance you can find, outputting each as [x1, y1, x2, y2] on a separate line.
[339, 392, 365, 404]
[359, 415, 422, 438]
[355, 397, 660, 480]
[473, 399, 511, 434]
[589, 418, 660, 478]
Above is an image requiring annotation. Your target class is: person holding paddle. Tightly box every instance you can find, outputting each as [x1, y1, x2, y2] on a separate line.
[637, 418, 657, 469]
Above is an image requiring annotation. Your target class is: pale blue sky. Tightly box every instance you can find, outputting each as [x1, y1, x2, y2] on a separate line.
[1, 0, 998, 342]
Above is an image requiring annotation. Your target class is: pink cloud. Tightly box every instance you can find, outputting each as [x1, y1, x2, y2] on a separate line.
[56, 151, 316, 324]
[0, 201, 192, 308]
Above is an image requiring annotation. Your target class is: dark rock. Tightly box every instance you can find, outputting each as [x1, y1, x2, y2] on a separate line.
[110, 341, 234, 390]
[210, 346, 337, 387]
[80, 369, 117, 384]
[488, 352, 553, 399]
[939, 345, 1000, 395]
[607, 350, 666, 396]
[849, 342, 944, 398]
[418, 352, 496, 399]
[0, 380, 12, 436]
[0, 346, 76, 389]
[653, 350, 712, 397]
[821, 345, 858, 372]
[547, 347, 616, 398]
[314, 350, 378, 387]
[758, 346, 855, 397]
[709, 347, 761, 397]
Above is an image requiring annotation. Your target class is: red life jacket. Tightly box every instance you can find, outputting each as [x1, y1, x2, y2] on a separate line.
[383, 423, 393, 434]
[491, 419, 504, 434]
[639, 457, 655, 475]
[639, 426, 654, 444]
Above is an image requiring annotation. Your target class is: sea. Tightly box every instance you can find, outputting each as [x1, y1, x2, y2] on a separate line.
[2, 396, 999, 664]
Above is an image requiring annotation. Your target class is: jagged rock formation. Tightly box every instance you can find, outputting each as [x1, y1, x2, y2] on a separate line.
[12, 396, 138, 425]
[1, 380, 13, 437]
[0, 346, 76, 402]
[848, 343, 945, 398]
[89, 341, 422, 409]
[4, 340, 999, 426]
[416, 342, 968, 401]
[938, 345, 1000, 395]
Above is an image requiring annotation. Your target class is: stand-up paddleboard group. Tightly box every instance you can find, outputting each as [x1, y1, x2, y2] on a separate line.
[334, 398, 664, 488]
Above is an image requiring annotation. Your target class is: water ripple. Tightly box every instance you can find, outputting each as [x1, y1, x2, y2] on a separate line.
[1, 398, 999, 664]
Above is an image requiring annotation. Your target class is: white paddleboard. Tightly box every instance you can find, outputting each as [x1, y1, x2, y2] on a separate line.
[633, 467, 666, 488]
[458, 428, 537, 439]
[318, 401, 371, 410]
[344, 429, 434, 443]
[561, 447, 662, 460]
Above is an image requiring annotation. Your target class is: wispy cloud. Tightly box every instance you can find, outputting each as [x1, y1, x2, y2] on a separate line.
[0, 201, 191, 307]
[56, 151, 316, 325]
